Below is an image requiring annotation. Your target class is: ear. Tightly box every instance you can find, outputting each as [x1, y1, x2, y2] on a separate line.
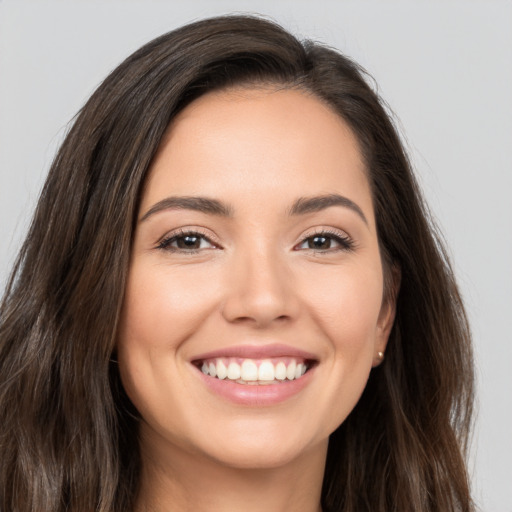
[372, 265, 401, 367]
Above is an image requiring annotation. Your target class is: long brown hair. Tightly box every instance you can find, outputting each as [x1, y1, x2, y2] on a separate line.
[0, 14, 474, 512]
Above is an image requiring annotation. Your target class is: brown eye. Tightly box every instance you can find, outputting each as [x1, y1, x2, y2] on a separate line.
[176, 235, 202, 249]
[308, 235, 332, 250]
[157, 231, 217, 252]
[296, 231, 354, 252]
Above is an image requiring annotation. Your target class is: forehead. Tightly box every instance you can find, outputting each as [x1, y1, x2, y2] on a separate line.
[142, 87, 373, 222]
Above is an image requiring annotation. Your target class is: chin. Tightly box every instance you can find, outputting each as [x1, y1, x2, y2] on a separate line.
[183, 417, 330, 471]
[204, 439, 321, 471]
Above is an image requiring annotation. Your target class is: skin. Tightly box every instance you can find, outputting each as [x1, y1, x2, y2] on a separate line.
[117, 87, 396, 512]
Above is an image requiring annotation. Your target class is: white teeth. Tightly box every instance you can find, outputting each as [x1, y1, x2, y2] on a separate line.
[200, 357, 310, 384]
[216, 360, 227, 379]
[241, 360, 258, 381]
[275, 362, 287, 380]
[227, 362, 241, 380]
[286, 360, 296, 380]
[258, 361, 275, 381]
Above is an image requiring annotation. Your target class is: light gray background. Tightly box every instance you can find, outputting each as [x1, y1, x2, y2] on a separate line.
[1, 1, 511, 510]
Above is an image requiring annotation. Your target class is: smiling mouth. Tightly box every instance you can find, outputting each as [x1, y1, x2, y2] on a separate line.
[195, 357, 314, 385]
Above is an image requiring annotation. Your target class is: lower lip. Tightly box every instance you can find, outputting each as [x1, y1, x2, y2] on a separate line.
[194, 366, 315, 406]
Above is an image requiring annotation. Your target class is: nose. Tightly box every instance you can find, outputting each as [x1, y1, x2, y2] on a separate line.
[221, 248, 299, 328]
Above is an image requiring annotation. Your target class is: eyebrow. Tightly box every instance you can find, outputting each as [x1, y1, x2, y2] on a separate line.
[140, 196, 233, 221]
[289, 194, 368, 225]
[140, 193, 368, 225]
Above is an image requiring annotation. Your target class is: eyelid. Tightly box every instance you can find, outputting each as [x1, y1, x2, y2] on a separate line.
[155, 227, 221, 251]
[295, 227, 355, 252]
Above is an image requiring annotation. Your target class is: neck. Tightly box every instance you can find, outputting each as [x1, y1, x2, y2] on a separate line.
[135, 426, 327, 512]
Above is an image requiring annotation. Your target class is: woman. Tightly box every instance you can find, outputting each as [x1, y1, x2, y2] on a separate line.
[0, 14, 474, 512]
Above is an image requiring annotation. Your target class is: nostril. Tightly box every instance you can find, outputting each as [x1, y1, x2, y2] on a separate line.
[220, 267, 300, 326]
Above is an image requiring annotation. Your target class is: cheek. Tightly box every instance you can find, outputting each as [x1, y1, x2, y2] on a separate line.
[298, 263, 384, 432]
[303, 260, 385, 352]
[116, 264, 219, 414]
[119, 262, 220, 351]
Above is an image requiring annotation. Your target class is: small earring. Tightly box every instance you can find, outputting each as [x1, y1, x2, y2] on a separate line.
[377, 351, 385, 360]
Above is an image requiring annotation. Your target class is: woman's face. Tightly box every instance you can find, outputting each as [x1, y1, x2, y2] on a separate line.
[117, 87, 395, 470]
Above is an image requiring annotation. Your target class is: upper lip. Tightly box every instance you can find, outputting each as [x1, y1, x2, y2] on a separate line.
[191, 343, 318, 362]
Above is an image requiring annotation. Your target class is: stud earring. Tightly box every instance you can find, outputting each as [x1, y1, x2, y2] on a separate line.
[377, 351, 385, 360]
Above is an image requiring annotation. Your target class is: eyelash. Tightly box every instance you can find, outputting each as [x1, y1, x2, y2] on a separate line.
[156, 228, 354, 254]
[156, 229, 218, 253]
[294, 229, 355, 253]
